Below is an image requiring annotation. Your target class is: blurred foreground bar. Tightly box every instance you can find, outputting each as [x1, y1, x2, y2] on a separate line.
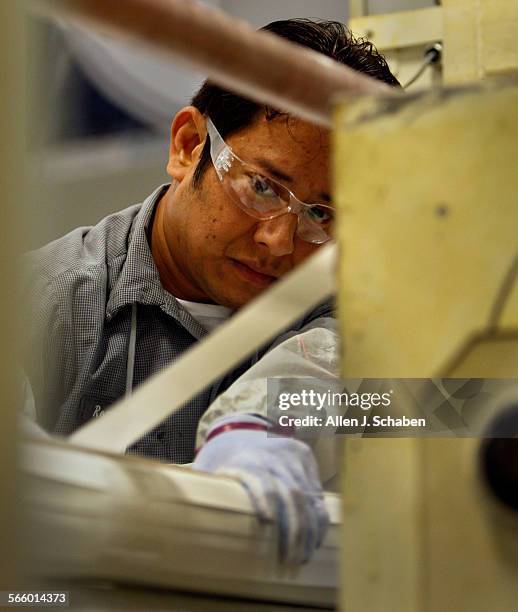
[34, 0, 392, 127]
[334, 79, 518, 611]
[0, 0, 24, 592]
[334, 80, 518, 379]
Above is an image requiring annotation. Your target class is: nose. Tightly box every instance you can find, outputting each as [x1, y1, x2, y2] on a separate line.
[253, 212, 298, 257]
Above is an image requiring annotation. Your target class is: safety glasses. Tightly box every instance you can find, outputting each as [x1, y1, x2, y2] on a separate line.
[206, 117, 333, 245]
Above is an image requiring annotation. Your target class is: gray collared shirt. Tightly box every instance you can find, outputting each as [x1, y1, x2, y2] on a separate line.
[20, 185, 334, 463]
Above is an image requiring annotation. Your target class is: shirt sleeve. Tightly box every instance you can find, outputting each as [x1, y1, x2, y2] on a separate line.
[196, 316, 341, 488]
[18, 253, 66, 431]
[17, 367, 52, 439]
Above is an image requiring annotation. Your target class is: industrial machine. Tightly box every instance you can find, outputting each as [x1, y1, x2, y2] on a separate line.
[335, 74, 518, 612]
[2, 0, 517, 610]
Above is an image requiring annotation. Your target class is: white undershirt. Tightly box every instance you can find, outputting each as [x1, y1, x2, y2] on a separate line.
[177, 299, 233, 332]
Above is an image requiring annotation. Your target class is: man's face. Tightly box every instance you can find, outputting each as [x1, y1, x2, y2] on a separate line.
[154, 109, 331, 308]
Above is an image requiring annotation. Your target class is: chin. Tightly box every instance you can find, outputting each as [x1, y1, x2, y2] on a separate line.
[214, 286, 262, 309]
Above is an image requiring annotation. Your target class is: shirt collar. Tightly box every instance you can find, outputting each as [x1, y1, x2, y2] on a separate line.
[105, 184, 207, 339]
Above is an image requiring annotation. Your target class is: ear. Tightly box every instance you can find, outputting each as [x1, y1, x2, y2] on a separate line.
[166, 106, 207, 181]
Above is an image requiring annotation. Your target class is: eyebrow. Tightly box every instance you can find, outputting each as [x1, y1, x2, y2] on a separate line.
[254, 157, 331, 204]
[254, 157, 293, 183]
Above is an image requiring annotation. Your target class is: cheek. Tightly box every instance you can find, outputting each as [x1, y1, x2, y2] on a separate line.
[293, 241, 320, 265]
[188, 189, 256, 256]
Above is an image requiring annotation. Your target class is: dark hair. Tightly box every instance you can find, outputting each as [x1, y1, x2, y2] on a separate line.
[191, 18, 401, 187]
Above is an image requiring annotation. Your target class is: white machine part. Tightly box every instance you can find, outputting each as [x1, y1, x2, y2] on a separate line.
[21, 437, 340, 608]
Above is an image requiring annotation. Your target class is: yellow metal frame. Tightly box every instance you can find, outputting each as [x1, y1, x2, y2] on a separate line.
[334, 75, 518, 612]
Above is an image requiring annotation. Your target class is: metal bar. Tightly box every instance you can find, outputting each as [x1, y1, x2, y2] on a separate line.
[0, 0, 24, 592]
[34, 0, 393, 127]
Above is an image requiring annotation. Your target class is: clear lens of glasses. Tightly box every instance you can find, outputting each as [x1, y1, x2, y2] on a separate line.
[207, 117, 333, 244]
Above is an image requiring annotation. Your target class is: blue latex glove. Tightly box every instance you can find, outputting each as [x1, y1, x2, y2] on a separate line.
[192, 420, 328, 565]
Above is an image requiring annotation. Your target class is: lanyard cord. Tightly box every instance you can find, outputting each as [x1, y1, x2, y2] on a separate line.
[125, 302, 137, 398]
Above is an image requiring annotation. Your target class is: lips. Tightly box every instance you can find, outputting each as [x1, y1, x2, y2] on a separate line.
[231, 259, 278, 286]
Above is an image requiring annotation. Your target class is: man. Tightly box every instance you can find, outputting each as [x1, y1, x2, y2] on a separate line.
[21, 19, 400, 564]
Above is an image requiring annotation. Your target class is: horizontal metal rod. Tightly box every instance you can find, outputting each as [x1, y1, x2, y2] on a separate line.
[34, 0, 393, 126]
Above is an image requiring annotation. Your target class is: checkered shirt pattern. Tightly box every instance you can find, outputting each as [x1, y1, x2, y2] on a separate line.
[20, 185, 334, 463]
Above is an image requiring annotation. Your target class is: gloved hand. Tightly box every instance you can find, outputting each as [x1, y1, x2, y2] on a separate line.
[192, 417, 328, 565]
